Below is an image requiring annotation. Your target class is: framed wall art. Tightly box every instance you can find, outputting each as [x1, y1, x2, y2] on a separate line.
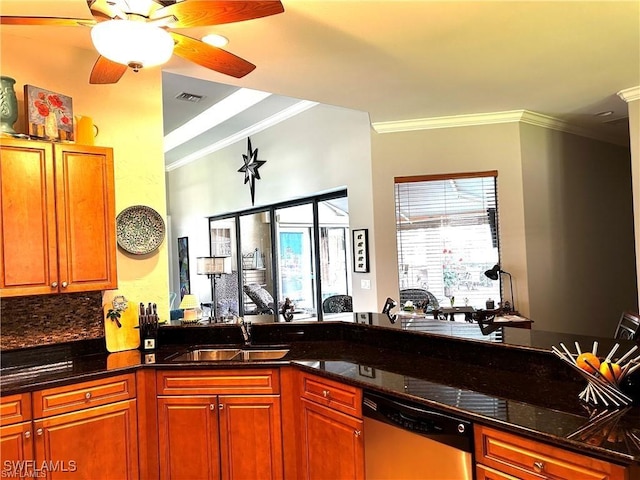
[24, 85, 73, 141]
[352, 228, 369, 273]
[178, 237, 191, 299]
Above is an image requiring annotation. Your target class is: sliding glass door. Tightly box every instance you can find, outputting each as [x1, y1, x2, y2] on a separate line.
[275, 204, 317, 318]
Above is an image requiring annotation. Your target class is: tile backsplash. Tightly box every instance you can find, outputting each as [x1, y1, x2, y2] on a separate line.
[0, 292, 104, 350]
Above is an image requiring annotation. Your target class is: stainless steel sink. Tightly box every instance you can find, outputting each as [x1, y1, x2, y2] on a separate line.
[238, 349, 290, 361]
[170, 348, 242, 362]
[169, 348, 289, 362]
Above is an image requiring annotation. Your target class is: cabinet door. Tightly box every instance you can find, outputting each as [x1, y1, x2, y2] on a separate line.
[54, 144, 116, 293]
[33, 399, 138, 480]
[157, 396, 220, 480]
[300, 398, 364, 480]
[219, 395, 283, 480]
[0, 139, 58, 296]
[0, 421, 34, 472]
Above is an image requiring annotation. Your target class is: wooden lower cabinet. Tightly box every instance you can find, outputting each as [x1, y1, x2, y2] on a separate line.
[475, 424, 628, 480]
[34, 399, 139, 480]
[1, 376, 138, 480]
[157, 396, 220, 480]
[0, 421, 35, 470]
[156, 369, 283, 480]
[300, 398, 364, 480]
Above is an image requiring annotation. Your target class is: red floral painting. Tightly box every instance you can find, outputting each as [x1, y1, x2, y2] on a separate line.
[24, 85, 74, 141]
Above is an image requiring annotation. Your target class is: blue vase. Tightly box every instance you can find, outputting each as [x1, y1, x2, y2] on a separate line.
[0, 76, 18, 134]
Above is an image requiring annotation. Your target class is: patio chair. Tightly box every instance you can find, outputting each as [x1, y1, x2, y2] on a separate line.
[322, 294, 353, 313]
[614, 311, 640, 341]
[399, 288, 440, 312]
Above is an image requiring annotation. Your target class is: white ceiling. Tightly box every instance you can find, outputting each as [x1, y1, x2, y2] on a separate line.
[2, 1, 639, 167]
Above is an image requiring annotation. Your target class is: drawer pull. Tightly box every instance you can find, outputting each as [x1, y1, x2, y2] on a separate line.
[24, 431, 31, 439]
[36, 429, 43, 436]
[533, 461, 545, 473]
[85, 392, 92, 400]
[354, 430, 361, 437]
[322, 390, 331, 398]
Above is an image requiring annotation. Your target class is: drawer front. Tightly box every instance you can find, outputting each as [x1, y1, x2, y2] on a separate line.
[300, 372, 361, 418]
[156, 369, 280, 395]
[0, 393, 32, 426]
[474, 425, 626, 480]
[32, 373, 135, 418]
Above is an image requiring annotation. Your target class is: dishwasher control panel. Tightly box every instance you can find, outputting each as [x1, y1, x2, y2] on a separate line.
[363, 391, 473, 452]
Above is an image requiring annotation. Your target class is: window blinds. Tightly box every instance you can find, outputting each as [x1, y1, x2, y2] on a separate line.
[394, 172, 501, 310]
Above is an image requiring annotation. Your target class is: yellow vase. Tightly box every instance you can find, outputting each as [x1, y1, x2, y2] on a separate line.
[75, 115, 95, 145]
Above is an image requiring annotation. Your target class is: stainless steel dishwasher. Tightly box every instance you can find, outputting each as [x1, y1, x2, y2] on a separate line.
[363, 390, 473, 480]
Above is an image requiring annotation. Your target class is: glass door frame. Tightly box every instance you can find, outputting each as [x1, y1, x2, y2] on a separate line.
[207, 189, 348, 321]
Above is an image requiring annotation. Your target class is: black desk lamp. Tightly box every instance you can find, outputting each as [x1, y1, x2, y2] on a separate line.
[484, 264, 514, 311]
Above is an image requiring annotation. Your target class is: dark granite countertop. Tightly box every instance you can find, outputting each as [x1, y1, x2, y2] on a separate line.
[1, 321, 639, 467]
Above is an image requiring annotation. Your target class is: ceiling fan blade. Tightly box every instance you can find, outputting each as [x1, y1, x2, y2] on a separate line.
[170, 32, 255, 78]
[90, 56, 128, 84]
[0, 16, 95, 27]
[152, 1, 284, 28]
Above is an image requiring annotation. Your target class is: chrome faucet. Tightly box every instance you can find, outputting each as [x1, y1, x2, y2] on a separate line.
[239, 319, 252, 345]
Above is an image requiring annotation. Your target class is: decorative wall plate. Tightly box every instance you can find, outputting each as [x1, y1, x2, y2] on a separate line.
[116, 205, 165, 255]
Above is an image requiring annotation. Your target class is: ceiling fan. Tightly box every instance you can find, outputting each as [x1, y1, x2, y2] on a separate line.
[0, 0, 284, 84]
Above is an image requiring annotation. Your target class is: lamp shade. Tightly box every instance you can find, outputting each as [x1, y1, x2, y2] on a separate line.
[197, 257, 232, 275]
[484, 264, 501, 281]
[91, 20, 174, 69]
[178, 294, 199, 310]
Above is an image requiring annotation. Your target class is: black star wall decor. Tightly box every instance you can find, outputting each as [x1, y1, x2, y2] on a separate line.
[237, 137, 267, 206]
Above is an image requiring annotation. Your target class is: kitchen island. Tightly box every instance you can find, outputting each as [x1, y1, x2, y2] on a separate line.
[1, 316, 638, 479]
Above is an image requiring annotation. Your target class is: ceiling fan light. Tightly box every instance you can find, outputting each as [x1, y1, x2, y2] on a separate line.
[202, 34, 228, 48]
[91, 20, 174, 69]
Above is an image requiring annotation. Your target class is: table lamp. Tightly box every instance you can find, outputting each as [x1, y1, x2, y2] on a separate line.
[178, 294, 199, 322]
[197, 256, 232, 321]
[484, 264, 515, 311]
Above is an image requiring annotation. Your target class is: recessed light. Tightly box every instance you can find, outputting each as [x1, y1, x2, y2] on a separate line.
[595, 111, 614, 117]
[202, 34, 228, 48]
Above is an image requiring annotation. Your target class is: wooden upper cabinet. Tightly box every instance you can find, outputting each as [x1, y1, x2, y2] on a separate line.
[0, 138, 117, 297]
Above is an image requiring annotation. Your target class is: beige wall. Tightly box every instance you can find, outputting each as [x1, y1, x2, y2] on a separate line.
[627, 99, 640, 307]
[1, 33, 170, 320]
[520, 124, 636, 336]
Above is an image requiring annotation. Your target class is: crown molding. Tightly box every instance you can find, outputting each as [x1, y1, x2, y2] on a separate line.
[166, 100, 318, 172]
[617, 86, 640, 103]
[371, 110, 526, 133]
[371, 109, 626, 146]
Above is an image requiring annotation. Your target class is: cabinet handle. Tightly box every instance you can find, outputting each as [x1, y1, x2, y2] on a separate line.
[210, 404, 215, 411]
[322, 389, 331, 398]
[85, 392, 92, 400]
[219, 403, 224, 410]
[24, 431, 31, 439]
[36, 429, 43, 436]
[354, 430, 361, 437]
[533, 461, 545, 473]
[61, 281, 68, 288]
[51, 282, 58, 288]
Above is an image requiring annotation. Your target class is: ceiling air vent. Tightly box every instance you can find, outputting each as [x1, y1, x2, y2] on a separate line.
[175, 92, 204, 103]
